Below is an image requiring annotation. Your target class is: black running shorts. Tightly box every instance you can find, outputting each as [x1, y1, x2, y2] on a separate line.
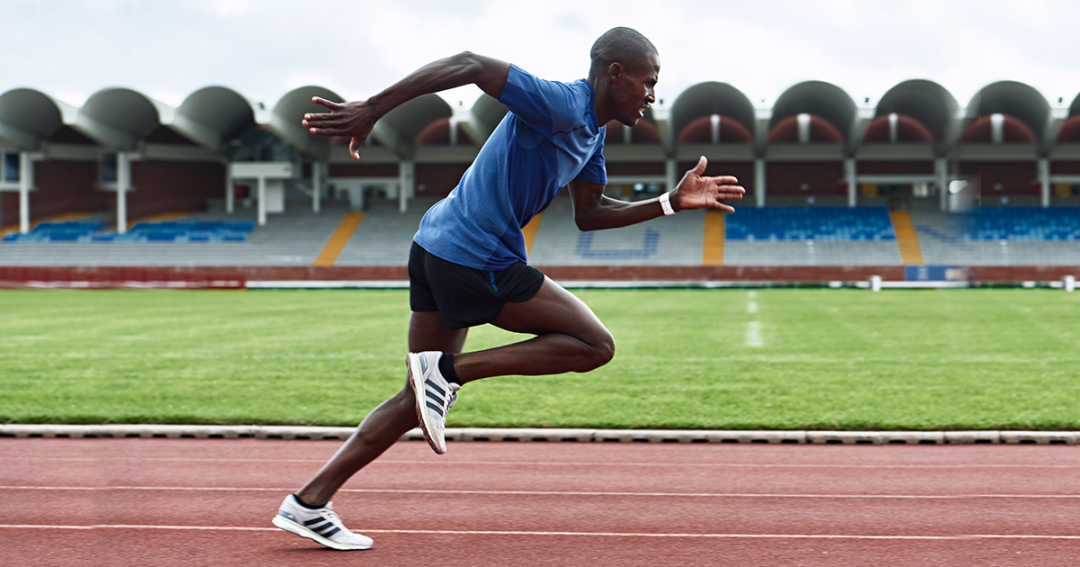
[408, 242, 546, 330]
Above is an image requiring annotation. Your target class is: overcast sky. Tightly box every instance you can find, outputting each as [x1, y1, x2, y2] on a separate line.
[3, 0, 1079, 111]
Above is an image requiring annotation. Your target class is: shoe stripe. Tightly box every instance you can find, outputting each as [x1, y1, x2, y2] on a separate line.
[310, 521, 334, 533]
[427, 389, 446, 407]
[417, 354, 429, 374]
[322, 526, 341, 538]
[303, 517, 327, 527]
[425, 400, 444, 416]
[425, 378, 445, 397]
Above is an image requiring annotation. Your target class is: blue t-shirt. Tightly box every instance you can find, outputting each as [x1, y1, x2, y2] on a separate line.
[413, 64, 607, 270]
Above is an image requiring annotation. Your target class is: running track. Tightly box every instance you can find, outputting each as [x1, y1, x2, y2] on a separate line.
[3, 438, 1080, 566]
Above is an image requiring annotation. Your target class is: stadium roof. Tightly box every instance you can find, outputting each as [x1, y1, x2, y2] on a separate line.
[0, 80, 1075, 160]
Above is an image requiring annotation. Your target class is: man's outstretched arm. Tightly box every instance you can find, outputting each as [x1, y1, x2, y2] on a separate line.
[569, 156, 745, 231]
[302, 52, 511, 159]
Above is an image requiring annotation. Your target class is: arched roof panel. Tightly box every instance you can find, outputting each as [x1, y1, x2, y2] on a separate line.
[470, 94, 508, 135]
[965, 81, 1050, 140]
[81, 88, 168, 138]
[179, 86, 257, 142]
[1068, 92, 1080, 118]
[270, 86, 345, 157]
[670, 82, 756, 139]
[875, 80, 957, 142]
[0, 89, 72, 146]
[379, 93, 452, 142]
[770, 81, 857, 140]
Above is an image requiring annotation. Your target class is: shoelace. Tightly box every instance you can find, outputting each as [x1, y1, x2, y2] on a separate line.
[319, 506, 342, 526]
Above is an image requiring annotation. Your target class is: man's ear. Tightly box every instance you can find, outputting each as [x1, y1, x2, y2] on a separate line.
[607, 62, 623, 81]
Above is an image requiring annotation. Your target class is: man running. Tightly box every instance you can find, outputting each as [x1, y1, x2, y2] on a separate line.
[273, 27, 744, 550]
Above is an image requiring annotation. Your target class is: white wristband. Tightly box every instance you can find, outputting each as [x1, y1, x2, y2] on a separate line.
[659, 191, 676, 216]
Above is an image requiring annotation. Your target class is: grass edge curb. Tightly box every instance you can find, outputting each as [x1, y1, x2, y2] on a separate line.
[2, 425, 1078, 445]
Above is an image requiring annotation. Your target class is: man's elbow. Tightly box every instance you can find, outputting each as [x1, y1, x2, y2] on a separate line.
[575, 215, 601, 232]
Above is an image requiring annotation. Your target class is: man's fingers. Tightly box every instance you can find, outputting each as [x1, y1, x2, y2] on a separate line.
[308, 126, 349, 137]
[691, 155, 708, 175]
[706, 175, 740, 186]
[349, 137, 362, 160]
[303, 113, 347, 127]
[713, 202, 735, 213]
[311, 96, 343, 111]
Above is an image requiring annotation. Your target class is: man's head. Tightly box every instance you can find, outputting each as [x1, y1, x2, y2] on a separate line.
[588, 27, 660, 127]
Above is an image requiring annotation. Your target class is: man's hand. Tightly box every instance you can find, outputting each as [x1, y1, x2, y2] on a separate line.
[672, 156, 745, 213]
[302, 97, 379, 160]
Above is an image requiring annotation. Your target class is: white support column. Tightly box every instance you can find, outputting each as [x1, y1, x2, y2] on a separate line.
[312, 161, 322, 213]
[665, 159, 677, 193]
[399, 160, 414, 213]
[797, 113, 811, 144]
[845, 158, 857, 207]
[1038, 158, 1050, 208]
[225, 162, 234, 214]
[116, 152, 131, 234]
[755, 158, 766, 208]
[18, 152, 33, 234]
[257, 176, 267, 226]
[936, 158, 949, 212]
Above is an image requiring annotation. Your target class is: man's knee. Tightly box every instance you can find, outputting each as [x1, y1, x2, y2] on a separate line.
[580, 328, 615, 371]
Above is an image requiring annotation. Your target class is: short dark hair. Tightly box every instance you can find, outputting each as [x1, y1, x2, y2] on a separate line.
[589, 27, 657, 78]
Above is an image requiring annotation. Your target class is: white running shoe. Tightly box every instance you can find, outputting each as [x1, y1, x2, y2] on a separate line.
[407, 351, 460, 454]
[272, 494, 373, 551]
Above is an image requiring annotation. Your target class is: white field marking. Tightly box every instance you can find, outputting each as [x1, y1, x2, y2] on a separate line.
[2, 524, 1080, 540]
[5, 485, 1080, 500]
[748, 291, 756, 299]
[5, 457, 1080, 470]
[747, 301, 759, 315]
[746, 320, 764, 347]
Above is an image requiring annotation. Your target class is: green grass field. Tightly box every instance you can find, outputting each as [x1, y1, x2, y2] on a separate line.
[1, 288, 1077, 430]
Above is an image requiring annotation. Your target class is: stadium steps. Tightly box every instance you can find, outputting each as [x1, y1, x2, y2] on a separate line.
[523, 213, 543, 255]
[313, 212, 365, 267]
[889, 211, 925, 265]
[702, 210, 725, 265]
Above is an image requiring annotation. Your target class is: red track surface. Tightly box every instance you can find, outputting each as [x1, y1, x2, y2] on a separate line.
[3, 438, 1080, 566]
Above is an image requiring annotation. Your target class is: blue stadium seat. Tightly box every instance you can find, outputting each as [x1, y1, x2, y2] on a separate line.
[2, 220, 256, 243]
[969, 207, 1080, 241]
[725, 207, 896, 241]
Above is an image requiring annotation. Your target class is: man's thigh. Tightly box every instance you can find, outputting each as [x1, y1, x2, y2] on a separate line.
[490, 276, 609, 340]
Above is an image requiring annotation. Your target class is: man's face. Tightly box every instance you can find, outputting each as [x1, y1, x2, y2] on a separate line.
[610, 52, 660, 126]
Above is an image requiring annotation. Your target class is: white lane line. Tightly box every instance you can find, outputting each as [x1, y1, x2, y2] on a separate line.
[1, 524, 1079, 540]
[746, 321, 763, 347]
[746, 291, 763, 347]
[5, 457, 1080, 469]
[5, 485, 1080, 500]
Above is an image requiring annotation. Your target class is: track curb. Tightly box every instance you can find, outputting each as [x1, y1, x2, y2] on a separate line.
[1, 425, 1078, 445]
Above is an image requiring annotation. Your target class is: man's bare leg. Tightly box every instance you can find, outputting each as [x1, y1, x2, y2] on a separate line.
[294, 277, 612, 505]
[452, 276, 615, 383]
[294, 311, 466, 507]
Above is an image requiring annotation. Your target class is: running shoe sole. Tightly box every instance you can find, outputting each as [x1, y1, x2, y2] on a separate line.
[407, 352, 445, 454]
[272, 514, 371, 551]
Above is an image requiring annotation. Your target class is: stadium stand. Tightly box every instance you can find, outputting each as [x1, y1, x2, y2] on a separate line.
[725, 207, 896, 241]
[0, 207, 347, 267]
[970, 207, 1080, 241]
[2, 219, 256, 243]
[528, 196, 707, 267]
[1, 79, 1078, 285]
